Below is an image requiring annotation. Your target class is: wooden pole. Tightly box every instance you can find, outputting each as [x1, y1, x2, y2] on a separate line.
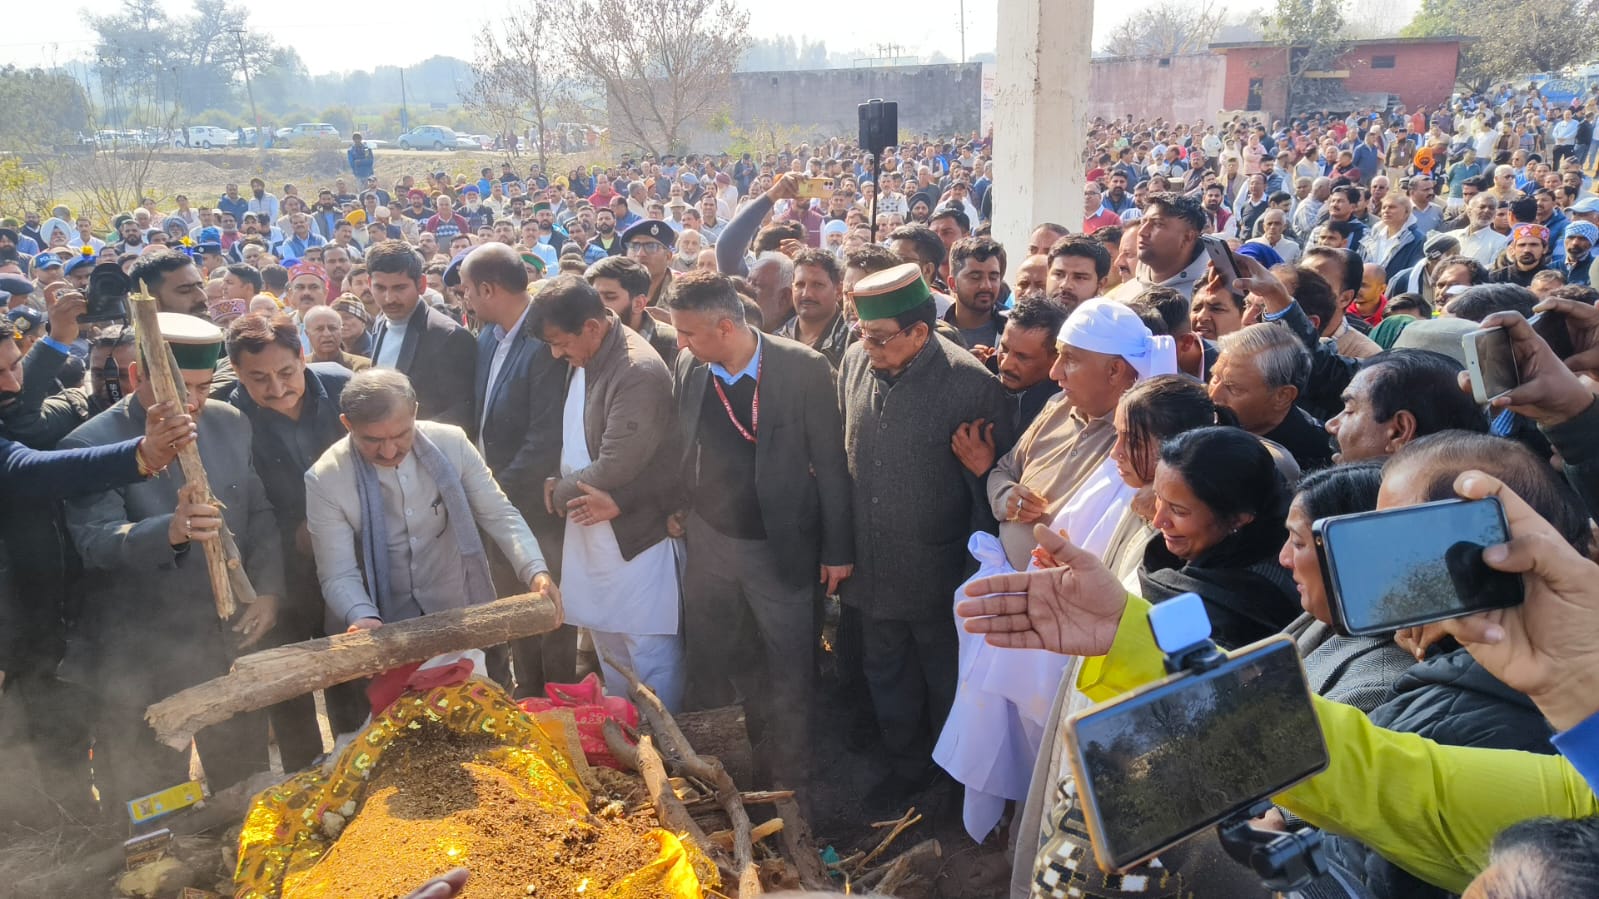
[127, 289, 237, 620]
[145, 592, 561, 750]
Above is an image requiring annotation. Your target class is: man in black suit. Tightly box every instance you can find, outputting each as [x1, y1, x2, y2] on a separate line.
[458, 244, 575, 695]
[364, 240, 477, 429]
[662, 269, 853, 789]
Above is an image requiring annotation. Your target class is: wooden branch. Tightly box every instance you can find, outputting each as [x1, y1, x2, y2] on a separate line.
[602, 651, 762, 898]
[852, 807, 922, 876]
[601, 718, 640, 772]
[128, 291, 237, 620]
[686, 789, 794, 811]
[859, 839, 942, 895]
[707, 817, 782, 852]
[635, 735, 712, 851]
[774, 797, 832, 892]
[145, 592, 561, 750]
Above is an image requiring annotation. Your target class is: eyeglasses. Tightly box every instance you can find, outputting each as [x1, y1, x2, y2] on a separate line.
[626, 241, 666, 255]
[852, 322, 915, 348]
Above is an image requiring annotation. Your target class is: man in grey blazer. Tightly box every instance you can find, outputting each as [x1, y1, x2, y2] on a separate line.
[365, 240, 478, 430]
[304, 369, 557, 640]
[659, 270, 851, 790]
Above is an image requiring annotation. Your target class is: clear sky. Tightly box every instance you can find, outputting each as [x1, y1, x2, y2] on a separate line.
[0, 0, 1270, 76]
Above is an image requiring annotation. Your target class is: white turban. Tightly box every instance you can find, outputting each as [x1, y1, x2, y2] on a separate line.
[1057, 298, 1178, 381]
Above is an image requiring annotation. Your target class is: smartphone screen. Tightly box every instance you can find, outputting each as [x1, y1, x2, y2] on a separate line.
[1465, 327, 1518, 403]
[1317, 498, 1522, 636]
[1067, 637, 1327, 872]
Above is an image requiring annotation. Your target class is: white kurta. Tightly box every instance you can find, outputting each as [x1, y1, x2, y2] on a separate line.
[556, 367, 681, 636]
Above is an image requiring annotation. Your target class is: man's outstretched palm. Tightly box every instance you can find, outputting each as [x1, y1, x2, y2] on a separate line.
[956, 525, 1129, 657]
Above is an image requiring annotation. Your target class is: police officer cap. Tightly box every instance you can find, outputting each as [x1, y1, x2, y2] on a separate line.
[619, 219, 676, 250]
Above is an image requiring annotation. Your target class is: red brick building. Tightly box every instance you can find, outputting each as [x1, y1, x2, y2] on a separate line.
[1212, 37, 1464, 119]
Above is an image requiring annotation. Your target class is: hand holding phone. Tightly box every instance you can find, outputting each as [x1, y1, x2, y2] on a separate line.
[1315, 497, 1522, 636]
[1201, 235, 1244, 296]
[1463, 325, 1518, 403]
[1466, 311, 1594, 426]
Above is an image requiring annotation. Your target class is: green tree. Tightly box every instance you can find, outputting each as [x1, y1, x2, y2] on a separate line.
[0, 66, 92, 151]
[1261, 0, 1350, 116]
[1403, 0, 1599, 92]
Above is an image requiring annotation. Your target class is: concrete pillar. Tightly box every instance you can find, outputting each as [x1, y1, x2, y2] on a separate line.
[992, 0, 1090, 262]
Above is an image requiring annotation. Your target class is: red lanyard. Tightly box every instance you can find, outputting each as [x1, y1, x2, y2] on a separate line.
[711, 353, 761, 444]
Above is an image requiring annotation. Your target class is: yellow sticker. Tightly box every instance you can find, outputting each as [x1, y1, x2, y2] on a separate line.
[127, 779, 205, 824]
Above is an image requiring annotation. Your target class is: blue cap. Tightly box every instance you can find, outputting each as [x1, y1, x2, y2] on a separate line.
[33, 252, 63, 270]
[6, 306, 43, 336]
[199, 226, 222, 243]
[442, 249, 471, 288]
[0, 275, 33, 297]
[1571, 196, 1599, 215]
[64, 254, 97, 275]
[196, 241, 223, 255]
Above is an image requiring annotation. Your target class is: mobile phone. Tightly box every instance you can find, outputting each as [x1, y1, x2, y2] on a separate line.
[1462, 326, 1518, 404]
[1313, 497, 1522, 637]
[1200, 235, 1243, 295]
[1529, 310, 1575, 361]
[797, 177, 834, 200]
[1064, 636, 1327, 873]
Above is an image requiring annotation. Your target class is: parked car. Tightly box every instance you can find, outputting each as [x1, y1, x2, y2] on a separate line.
[274, 123, 342, 146]
[397, 125, 476, 150]
[176, 125, 236, 149]
[470, 133, 495, 150]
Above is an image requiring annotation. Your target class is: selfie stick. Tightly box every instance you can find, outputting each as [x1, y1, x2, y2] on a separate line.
[1150, 595, 1330, 893]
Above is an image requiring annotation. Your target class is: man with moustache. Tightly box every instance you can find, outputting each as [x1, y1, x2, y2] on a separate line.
[774, 248, 853, 368]
[952, 296, 1068, 482]
[942, 236, 1007, 353]
[1490, 223, 1556, 287]
[586, 255, 679, 365]
[365, 241, 477, 428]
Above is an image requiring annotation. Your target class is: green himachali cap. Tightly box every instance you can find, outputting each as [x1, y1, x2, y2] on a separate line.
[158, 311, 225, 371]
[852, 262, 931, 321]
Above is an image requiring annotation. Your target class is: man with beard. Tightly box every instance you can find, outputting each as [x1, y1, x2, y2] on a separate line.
[456, 185, 490, 233]
[1563, 221, 1597, 287]
[1045, 235, 1111, 310]
[247, 177, 279, 223]
[943, 236, 1006, 353]
[1491, 223, 1555, 287]
[1101, 171, 1135, 214]
[774, 248, 852, 367]
[323, 244, 355, 292]
[111, 218, 145, 255]
[586, 255, 678, 365]
[533, 201, 566, 253]
[590, 208, 623, 257]
[1200, 182, 1232, 235]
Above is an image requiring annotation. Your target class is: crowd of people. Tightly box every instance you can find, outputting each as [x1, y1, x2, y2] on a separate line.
[4, 80, 1599, 897]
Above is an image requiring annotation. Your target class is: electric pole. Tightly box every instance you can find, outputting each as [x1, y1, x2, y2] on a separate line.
[959, 0, 967, 63]
[229, 27, 261, 150]
[400, 68, 410, 132]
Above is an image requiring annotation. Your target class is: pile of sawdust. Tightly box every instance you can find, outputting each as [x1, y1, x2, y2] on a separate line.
[283, 731, 666, 899]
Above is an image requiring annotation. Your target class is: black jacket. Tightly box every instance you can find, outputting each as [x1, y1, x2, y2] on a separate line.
[473, 310, 567, 553]
[370, 300, 478, 431]
[672, 332, 853, 589]
[1140, 516, 1300, 649]
[1543, 396, 1599, 519]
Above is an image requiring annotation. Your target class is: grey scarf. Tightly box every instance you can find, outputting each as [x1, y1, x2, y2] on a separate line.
[352, 429, 495, 620]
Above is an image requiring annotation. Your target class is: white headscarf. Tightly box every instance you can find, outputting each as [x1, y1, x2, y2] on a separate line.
[1057, 298, 1178, 381]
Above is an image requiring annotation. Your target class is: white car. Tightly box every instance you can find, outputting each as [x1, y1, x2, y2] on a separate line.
[177, 126, 236, 149]
[274, 123, 341, 146]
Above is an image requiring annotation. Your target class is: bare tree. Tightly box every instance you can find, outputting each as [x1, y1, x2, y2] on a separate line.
[464, 14, 571, 171]
[547, 0, 751, 156]
[1102, 0, 1227, 58]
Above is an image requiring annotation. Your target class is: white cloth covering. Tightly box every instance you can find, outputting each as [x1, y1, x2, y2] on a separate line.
[1057, 298, 1178, 381]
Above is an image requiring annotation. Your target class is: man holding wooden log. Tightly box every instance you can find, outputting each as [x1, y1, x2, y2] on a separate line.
[304, 368, 560, 648]
[60, 307, 284, 811]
